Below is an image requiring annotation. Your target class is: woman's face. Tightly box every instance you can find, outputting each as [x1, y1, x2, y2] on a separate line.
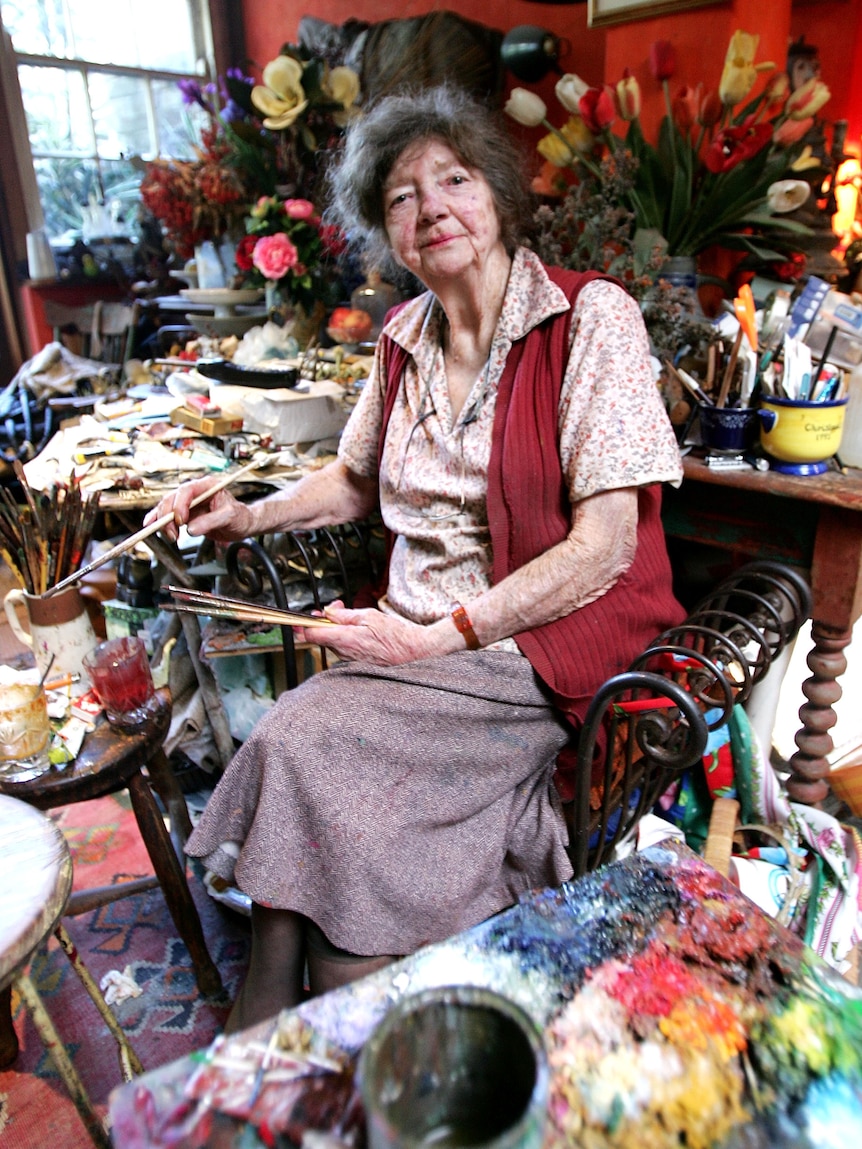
[382, 138, 503, 286]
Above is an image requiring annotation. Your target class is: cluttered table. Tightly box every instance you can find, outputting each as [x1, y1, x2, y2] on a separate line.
[108, 841, 862, 1147]
[663, 454, 862, 805]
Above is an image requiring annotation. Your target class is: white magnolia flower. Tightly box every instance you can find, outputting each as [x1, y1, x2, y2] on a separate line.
[504, 88, 547, 127]
[767, 179, 811, 214]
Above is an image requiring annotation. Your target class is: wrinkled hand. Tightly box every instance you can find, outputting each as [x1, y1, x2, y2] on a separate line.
[143, 478, 255, 544]
[294, 602, 447, 666]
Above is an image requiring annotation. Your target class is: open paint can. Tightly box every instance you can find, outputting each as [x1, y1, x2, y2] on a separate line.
[358, 985, 548, 1148]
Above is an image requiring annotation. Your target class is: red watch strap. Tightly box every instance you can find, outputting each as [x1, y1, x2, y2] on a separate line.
[451, 602, 480, 650]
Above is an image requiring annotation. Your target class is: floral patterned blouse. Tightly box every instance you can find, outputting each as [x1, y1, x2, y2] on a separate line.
[338, 247, 683, 644]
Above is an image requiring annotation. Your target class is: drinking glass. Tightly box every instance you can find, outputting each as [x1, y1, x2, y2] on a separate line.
[0, 683, 52, 781]
[82, 636, 158, 733]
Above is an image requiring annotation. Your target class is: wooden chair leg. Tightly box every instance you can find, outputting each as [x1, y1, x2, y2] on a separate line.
[126, 771, 223, 996]
[145, 747, 194, 857]
[0, 984, 19, 1067]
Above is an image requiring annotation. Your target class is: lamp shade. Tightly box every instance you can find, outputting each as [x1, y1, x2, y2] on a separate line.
[501, 25, 561, 83]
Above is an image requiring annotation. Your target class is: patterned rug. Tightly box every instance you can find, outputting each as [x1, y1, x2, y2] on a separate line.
[0, 793, 250, 1149]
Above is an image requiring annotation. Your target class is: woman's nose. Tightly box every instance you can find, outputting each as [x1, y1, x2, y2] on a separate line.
[417, 185, 448, 221]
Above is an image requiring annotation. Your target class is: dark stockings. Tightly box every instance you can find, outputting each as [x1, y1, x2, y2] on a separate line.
[225, 906, 398, 1034]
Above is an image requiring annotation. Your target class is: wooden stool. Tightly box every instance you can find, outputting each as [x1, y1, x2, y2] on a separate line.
[0, 793, 145, 1147]
[0, 687, 221, 1068]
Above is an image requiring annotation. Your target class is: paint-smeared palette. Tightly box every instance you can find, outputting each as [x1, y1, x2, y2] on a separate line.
[109, 844, 862, 1146]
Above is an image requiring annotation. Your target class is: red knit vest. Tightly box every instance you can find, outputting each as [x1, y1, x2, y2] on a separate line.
[373, 266, 684, 799]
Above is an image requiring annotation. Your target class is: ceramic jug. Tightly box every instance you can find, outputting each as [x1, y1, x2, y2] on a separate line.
[4, 585, 97, 696]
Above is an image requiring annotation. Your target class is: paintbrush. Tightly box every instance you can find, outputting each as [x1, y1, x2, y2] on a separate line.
[43, 456, 269, 598]
[717, 328, 744, 409]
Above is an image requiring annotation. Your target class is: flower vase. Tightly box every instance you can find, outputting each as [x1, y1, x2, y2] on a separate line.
[195, 237, 237, 289]
[655, 256, 703, 317]
[266, 283, 325, 349]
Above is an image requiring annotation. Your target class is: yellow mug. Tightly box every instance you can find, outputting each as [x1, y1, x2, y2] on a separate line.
[758, 396, 846, 472]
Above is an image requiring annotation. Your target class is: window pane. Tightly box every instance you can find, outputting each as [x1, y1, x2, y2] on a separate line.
[37, 156, 143, 241]
[19, 64, 92, 154]
[1, 0, 71, 59]
[151, 79, 206, 159]
[66, 0, 205, 71]
[90, 72, 153, 160]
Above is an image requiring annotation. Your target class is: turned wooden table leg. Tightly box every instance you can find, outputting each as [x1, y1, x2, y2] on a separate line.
[787, 621, 851, 804]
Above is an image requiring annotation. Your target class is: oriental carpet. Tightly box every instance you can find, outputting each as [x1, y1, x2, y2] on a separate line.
[0, 793, 250, 1149]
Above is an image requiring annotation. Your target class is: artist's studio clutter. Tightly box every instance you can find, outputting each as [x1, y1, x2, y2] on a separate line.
[664, 277, 862, 475]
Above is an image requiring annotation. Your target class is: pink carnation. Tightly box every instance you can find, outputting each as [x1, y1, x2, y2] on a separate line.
[252, 233, 299, 279]
[283, 198, 315, 220]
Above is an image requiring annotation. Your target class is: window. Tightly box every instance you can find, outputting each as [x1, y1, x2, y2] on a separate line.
[0, 0, 215, 241]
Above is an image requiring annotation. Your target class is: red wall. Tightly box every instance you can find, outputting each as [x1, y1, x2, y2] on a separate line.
[239, 0, 862, 159]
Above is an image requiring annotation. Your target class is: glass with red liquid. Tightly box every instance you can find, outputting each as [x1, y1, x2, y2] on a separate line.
[82, 636, 157, 733]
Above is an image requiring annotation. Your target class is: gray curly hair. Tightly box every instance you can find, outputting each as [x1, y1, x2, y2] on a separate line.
[324, 85, 535, 275]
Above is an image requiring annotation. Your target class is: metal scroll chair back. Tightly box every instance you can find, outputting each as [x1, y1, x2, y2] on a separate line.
[566, 561, 812, 878]
[224, 519, 384, 693]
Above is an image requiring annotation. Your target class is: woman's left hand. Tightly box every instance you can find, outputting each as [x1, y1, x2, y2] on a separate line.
[293, 602, 450, 666]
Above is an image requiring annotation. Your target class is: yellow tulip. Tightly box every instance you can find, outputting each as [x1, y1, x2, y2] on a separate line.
[718, 30, 774, 106]
[786, 77, 831, 120]
[537, 116, 594, 166]
[616, 74, 641, 121]
[252, 55, 308, 130]
[790, 146, 822, 173]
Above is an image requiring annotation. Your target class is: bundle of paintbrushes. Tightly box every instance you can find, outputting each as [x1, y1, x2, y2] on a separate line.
[0, 461, 100, 594]
[160, 585, 337, 629]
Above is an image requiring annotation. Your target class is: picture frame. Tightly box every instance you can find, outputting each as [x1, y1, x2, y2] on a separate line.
[587, 0, 725, 28]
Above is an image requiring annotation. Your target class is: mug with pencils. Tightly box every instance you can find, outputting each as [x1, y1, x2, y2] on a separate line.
[757, 395, 848, 475]
[4, 585, 97, 696]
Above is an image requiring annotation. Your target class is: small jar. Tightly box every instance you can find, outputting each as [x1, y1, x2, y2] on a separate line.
[350, 269, 401, 341]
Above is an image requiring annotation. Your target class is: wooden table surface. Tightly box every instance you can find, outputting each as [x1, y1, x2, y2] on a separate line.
[664, 455, 862, 802]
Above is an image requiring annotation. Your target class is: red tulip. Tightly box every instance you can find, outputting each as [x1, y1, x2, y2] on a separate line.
[697, 89, 723, 129]
[649, 40, 676, 82]
[579, 85, 616, 134]
[773, 116, 814, 147]
[704, 116, 772, 174]
[672, 84, 702, 133]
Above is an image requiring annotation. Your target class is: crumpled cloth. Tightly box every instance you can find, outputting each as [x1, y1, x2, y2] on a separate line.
[7, 341, 115, 403]
[100, 966, 142, 1005]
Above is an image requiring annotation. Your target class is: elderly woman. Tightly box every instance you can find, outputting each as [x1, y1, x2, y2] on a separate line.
[148, 86, 684, 1029]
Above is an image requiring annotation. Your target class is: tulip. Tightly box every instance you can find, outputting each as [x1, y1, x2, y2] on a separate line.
[252, 54, 309, 129]
[718, 30, 774, 106]
[504, 88, 547, 127]
[531, 160, 568, 197]
[616, 73, 641, 121]
[763, 72, 790, 109]
[767, 179, 811, 213]
[704, 117, 772, 174]
[649, 40, 676, 82]
[579, 86, 616, 135]
[791, 145, 823, 173]
[773, 116, 814, 147]
[786, 76, 831, 120]
[556, 73, 591, 115]
[672, 84, 702, 134]
[697, 90, 723, 128]
[537, 115, 595, 166]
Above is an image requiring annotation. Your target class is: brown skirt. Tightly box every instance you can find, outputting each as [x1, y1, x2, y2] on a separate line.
[186, 651, 573, 956]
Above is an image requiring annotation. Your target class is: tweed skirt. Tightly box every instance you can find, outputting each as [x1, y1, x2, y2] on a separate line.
[186, 650, 574, 956]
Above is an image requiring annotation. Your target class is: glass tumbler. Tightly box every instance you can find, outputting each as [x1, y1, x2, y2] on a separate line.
[0, 683, 52, 781]
[82, 636, 158, 733]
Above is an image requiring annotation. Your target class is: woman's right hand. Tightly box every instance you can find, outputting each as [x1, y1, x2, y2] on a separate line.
[143, 477, 256, 544]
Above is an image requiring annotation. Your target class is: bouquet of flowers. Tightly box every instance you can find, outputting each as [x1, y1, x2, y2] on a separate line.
[139, 71, 263, 262]
[506, 30, 830, 272]
[139, 49, 360, 264]
[235, 196, 347, 319]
